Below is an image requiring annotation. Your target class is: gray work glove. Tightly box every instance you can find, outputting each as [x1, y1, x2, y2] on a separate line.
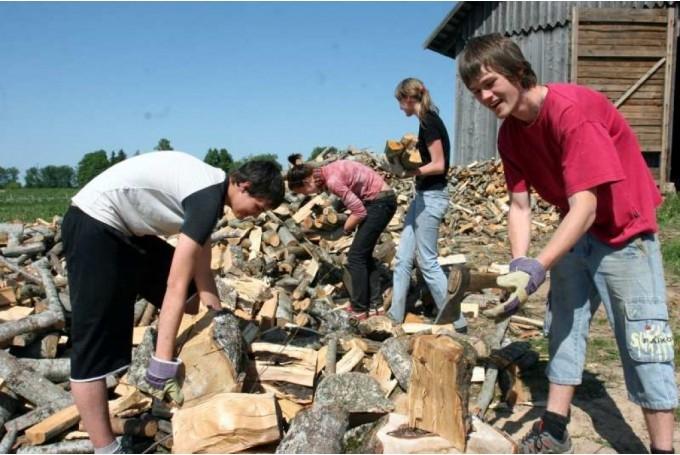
[484, 257, 546, 318]
[145, 356, 184, 406]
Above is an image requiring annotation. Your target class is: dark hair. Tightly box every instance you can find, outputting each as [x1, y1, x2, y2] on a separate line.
[459, 33, 537, 90]
[285, 154, 314, 190]
[230, 160, 285, 208]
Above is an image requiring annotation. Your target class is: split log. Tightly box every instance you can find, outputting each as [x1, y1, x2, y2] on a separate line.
[407, 335, 475, 451]
[263, 229, 280, 247]
[473, 317, 511, 420]
[379, 336, 412, 391]
[467, 416, 518, 453]
[276, 404, 348, 454]
[278, 226, 298, 247]
[172, 392, 280, 454]
[292, 275, 312, 300]
[355, 413, 460, 454]
[275, 291, 293, 326]
[251, 342, 318, 388]
[138, 302, 156, 327]
[12, 332, 59, 359]
[261, 381, 313, 405]
[25, 404, 80, 445]
[248, 227, 263, 260]
[292, 194, 325, 224]
[256, 292, 278, 331]
[335, 346, 364, 375]
[278, 253, 296, 274]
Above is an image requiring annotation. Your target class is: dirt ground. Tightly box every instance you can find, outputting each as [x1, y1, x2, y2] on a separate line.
[461, 241, 680, 453]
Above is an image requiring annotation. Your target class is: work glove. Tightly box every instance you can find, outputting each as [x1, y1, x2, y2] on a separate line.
[321, 226, 346, 241]
[484, 257, 546, 319]
[145, 356, 184, 406]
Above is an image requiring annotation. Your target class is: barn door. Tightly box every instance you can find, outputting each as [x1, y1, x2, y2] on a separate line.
[571, 7, 676, 186]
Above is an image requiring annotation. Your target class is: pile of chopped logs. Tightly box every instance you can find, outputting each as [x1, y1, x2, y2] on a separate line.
[0, 148, 556, 453]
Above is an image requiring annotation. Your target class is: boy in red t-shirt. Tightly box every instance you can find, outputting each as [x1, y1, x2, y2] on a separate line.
[459, 33, 676, 454]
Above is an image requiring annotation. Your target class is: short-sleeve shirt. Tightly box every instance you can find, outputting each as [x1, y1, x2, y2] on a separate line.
[72, 151, 227, 245]
[416, 110, 451, 191]
[497, 83, 662, 247]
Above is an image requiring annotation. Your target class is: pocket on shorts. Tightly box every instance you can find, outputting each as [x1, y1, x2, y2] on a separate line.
[624, 300, 674, 363]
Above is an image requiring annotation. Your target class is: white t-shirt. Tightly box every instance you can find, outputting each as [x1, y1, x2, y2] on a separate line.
[72, 151, 227, 244]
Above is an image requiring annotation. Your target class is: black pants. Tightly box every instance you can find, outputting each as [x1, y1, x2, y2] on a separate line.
[346, 194, 397, 311]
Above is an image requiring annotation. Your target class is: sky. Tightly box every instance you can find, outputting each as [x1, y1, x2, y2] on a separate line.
[0, 1, 458, 180]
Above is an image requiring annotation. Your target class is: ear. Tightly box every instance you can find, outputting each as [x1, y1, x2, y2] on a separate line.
[237, 181, 251, 192]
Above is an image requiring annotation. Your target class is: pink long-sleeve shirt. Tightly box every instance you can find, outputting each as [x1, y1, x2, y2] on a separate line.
[314, 160, 388, 220]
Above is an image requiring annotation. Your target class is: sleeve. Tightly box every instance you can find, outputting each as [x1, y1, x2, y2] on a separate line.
[326, 176, 367, 220]
[180, 182, 225, 245]
[497, 127, 528, 193]
[559, 112, 625, 197]
[420, 113, 443, 145]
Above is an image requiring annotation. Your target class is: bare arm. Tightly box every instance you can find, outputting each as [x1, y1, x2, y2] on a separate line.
[343, 213, 363, 233]
[508, 191, 532, 258]
[408, 139, 446, 177]
[154, 233, 203, 360]
[536, 189, 597, 269]
[193, 241, 221, 310]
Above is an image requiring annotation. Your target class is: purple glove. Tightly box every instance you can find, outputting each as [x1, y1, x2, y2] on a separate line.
[145, 356, 181, 389]
[508, 257, 546, 294]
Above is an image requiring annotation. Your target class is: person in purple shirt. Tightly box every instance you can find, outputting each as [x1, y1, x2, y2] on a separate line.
[286, 154, 397, 320]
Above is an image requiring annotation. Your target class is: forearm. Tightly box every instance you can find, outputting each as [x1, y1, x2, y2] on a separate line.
[344, 214, 363, 232]
[536, 203, 596, 269]
[508, 205, 532, 258]
[155, 285, 188, 360]
[410, 161, 445, 177]
[193, 245, 220, 306]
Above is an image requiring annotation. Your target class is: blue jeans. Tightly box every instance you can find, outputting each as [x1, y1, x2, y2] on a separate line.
[388, 189, 467, 330]
[546, 232, 677, 410]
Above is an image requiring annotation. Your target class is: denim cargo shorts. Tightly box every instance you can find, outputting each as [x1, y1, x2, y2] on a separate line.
[545, 232, 677, 410]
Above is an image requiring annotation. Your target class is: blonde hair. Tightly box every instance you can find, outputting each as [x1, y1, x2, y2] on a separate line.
[394, 77, 439, 123]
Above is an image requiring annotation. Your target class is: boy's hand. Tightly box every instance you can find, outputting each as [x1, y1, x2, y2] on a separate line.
[145, 356, 184, 406]
[484, 257, 546, 318]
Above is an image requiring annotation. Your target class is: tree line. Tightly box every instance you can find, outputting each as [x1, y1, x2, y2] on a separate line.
[0, 138, 310, 189]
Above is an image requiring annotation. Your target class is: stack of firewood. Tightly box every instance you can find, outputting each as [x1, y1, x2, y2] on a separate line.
[0, 148, 556, 453]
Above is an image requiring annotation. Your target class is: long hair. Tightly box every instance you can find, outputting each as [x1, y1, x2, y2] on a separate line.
[394, 77, 438, 123]
[285, 154, 314, 191]
[459, 33, 537, 90]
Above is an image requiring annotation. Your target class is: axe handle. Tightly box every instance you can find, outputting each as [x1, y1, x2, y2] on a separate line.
[468, 272, 500, 293]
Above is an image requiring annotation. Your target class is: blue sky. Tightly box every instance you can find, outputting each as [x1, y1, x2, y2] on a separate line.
[0, 2, 457, 179]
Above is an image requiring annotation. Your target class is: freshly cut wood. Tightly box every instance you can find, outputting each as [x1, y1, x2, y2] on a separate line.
[276, 405, 348, 454]
[278, 226, 298, 247]
[368, 351, 394, 394]
[292, 194, 325, 224]
[110, 416, 158, 437]
[248, 227, 263, 260]
[276, 398, 303, 423]
[0, 287, 16, 306]
[178, 314, 241, 404]
[132, 326, 149, 346]
[25, 405, 79, 445]
[467, 416, 518, 453]
[219, 275, 270, 305]
[262, 229, 280, 247]
[256, 292, 278, 331]
[0, 305, 34, 322]
[335, 346, 364, 375]
[253, 340, 318, 380]
[408, 335, 473, 451]
[13, 332, 59, 359]
[363, 413, 461, 454]
[171, 392, 280, 454]
[261, 382, 313, 405]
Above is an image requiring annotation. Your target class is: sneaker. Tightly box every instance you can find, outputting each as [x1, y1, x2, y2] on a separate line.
[368, 306, 386, 317]
[343, 307, 368, 322]
[519, 421, 573, 454]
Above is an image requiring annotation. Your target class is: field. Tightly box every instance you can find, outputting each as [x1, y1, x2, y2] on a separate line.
[0, 188, 76, 223]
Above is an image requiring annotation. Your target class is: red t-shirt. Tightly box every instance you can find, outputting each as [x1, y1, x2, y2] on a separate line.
[498, 83, 662, 247]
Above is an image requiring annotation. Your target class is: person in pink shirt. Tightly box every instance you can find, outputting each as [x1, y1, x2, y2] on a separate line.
[459, 33, 676, 454]
[286, 154, 397, 320]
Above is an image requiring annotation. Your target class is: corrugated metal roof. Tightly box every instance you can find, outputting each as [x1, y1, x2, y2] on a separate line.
[425, 1, 674, 58]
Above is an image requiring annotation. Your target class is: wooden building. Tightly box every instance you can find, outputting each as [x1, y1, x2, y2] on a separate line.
[425, 1, 679, 190]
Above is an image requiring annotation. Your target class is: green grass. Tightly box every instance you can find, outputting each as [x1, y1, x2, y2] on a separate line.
[659, 193, 680, 278]
[0, 188, 77, 222]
